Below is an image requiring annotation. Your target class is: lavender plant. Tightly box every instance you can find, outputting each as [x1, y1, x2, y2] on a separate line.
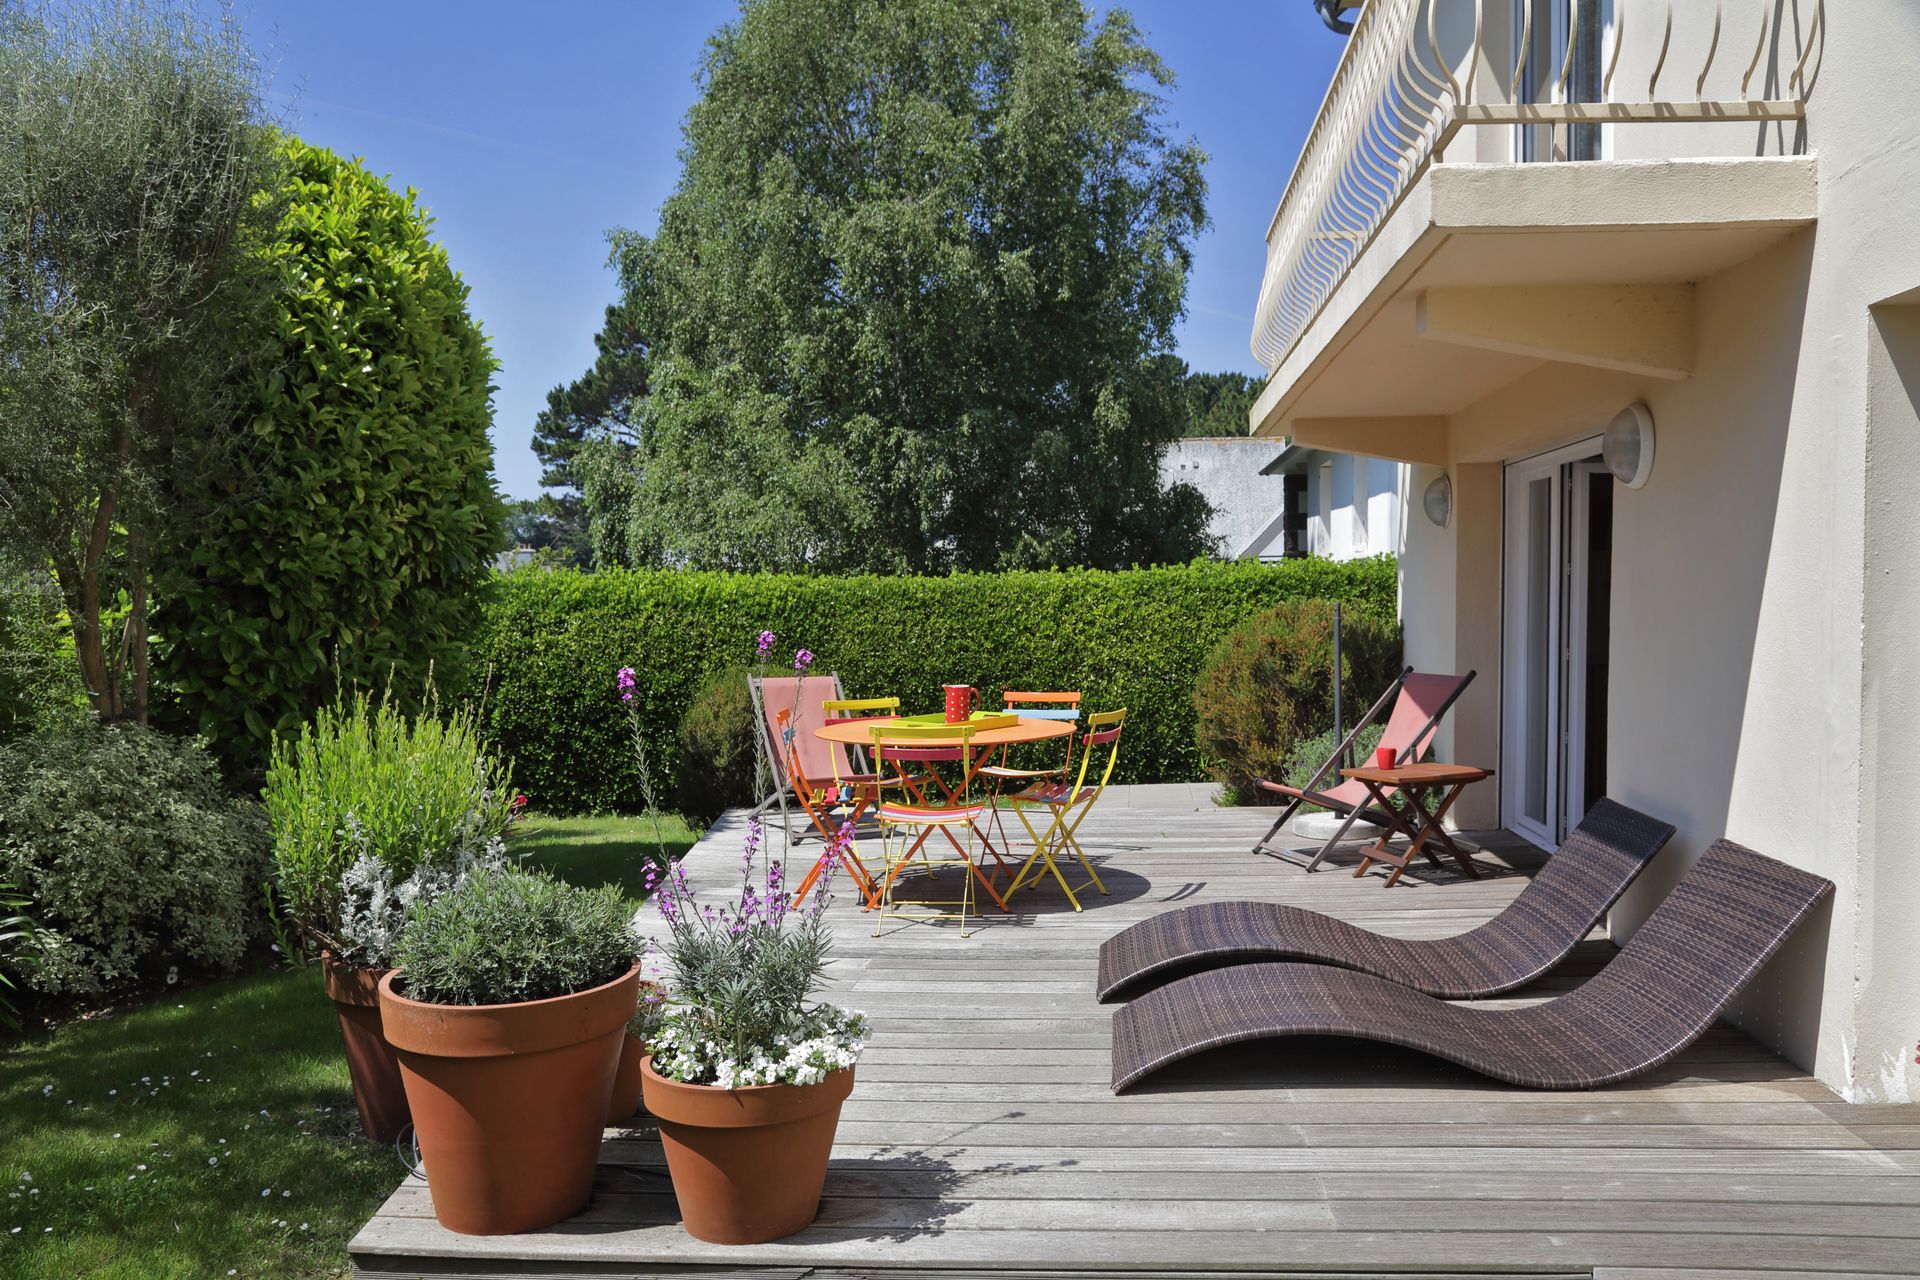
[644, 818, 867, 1088]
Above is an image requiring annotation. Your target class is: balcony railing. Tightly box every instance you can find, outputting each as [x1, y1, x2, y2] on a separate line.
[1251, 0, 1825, 373]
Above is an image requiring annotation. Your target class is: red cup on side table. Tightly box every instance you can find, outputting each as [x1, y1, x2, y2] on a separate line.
[943, 684, 981, 724]
[1374, 746, 1396, 769]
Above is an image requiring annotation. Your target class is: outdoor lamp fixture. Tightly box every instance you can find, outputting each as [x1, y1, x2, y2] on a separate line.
[1603, 403, 1656, 489]
[1422, 472, 1453, 528]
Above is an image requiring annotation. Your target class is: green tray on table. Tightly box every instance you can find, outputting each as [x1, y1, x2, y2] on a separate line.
[893, 711, 1021, 733]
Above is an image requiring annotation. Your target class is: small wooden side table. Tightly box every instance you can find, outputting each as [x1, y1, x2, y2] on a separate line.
[1340, 763, 1494, 888]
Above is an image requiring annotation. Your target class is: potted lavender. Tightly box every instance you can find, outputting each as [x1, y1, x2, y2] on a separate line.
[639, 818, 868, 1244]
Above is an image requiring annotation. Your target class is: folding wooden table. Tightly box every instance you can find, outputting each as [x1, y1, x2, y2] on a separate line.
[1340, 762, 1493, 888]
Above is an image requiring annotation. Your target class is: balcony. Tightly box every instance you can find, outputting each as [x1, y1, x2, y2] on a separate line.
[1250, 0, 1826, 443]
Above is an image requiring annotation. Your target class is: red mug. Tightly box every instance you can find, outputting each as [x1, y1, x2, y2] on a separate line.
[1373, 746, 1396, 769]
[943, 684, 981, 724]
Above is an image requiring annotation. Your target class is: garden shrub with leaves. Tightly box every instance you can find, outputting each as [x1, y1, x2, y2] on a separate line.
[1194, 599, 1404, 805]
[393, 866, 636, 1006]
[675, 666, 758, 823]
[156, 136, 505, 772]
[263, 689, 517, 957]
[470, 557, 1397, 814]
[0, 725, 269, 996]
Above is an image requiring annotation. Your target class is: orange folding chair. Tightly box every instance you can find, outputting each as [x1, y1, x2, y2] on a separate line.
[981, 690, 1080, 854]
[1001, 709, 1126, 912]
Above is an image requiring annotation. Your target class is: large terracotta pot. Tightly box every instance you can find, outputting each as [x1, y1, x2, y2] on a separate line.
[320, 952, 409, 1144]
[608, 1032, 648, 1125]
[378, 963, 640, 1235]
[641, 1055, 854, 1244]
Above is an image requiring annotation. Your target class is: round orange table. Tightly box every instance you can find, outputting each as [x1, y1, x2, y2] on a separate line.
[814, 716, 1074, 751]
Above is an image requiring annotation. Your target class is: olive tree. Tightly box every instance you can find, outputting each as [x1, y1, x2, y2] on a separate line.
[0, 0, 281, 724]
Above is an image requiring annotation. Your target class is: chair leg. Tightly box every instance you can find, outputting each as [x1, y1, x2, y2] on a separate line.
[1252, 798, 1305, 858]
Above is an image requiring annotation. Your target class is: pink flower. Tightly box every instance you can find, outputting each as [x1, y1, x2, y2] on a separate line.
[755, 630, 776, 658]
[793, 648, 814, 673]
[616, 667, 637, 703]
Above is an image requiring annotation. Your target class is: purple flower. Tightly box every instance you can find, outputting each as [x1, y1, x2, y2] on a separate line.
[793, 648, 814, 673]
[616, 667, 637, 703]
[756, 630, 776, 659]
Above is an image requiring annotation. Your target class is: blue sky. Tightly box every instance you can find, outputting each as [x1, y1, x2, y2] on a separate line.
[239, 2, 1345, 499]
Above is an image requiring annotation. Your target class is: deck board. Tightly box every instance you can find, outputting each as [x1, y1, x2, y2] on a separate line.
[350, 784, 1920, 1277]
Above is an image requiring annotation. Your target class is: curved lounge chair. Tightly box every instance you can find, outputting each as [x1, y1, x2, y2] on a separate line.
[1097, 798, 1674, 1003]
[1111, 838, 1833, 1092]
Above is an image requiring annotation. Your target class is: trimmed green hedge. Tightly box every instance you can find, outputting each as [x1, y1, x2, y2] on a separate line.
[470, 558, 1398, 815]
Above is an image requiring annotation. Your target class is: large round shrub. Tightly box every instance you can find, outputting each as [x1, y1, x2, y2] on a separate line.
[0, 725, 268, 996]
[676, 667, 757, 823]
[157, 136, 505, 770]
[1193, 600, 1402, 805]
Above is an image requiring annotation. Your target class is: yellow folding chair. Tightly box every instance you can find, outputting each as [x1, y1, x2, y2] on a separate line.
[981, 690, 1080, 858]
[868, 722, 1006, 937]
[1001, 708, 1126, 911]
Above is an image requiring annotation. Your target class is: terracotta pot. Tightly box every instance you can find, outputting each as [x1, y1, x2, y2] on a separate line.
[378, 963, 640, 1235]
[641, 1055, 854, 1244]
[320, 952, 409, 1144]
[607, 1032, 648, 1124]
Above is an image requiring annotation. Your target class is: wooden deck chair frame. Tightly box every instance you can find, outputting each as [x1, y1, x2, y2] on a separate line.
[1252, 668, 1476, 872]
[1002, 708, 1126, 911]
[749, 671, 856, 846]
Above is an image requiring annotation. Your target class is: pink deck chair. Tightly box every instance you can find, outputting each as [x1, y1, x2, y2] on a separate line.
[749, 673, 889, 847]
[1252, 667, 1477, 871]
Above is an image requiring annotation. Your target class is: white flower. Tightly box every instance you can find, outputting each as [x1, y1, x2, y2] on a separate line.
[260, 1188, 271, 1197]
[208, 1157, 218, 1166]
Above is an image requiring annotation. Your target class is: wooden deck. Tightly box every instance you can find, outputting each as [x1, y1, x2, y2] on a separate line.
[352, 785, 1920, 1279]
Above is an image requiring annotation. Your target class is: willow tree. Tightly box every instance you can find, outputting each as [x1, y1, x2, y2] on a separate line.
[0, 1, 281, 724]
[578, 0, 1213, 572]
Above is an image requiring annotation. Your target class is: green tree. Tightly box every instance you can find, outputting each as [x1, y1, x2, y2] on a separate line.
[1181, 367, 1262, 438]
[154, 138, 504, 764]
[579, 0, 1212, 572]
[0, 0, 282, 724]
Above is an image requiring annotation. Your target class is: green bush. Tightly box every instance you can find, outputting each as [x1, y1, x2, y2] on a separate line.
[1194, 599, 1403, 805]
[0, 725, 269, 997]
[463, 557, 1397, 814]
[394, 866, 635, 1006]
[263, 689, 517, 954]
[155, 136, 505, 773]
[676, 667, 758, 824]
[0, 566, 85, 743]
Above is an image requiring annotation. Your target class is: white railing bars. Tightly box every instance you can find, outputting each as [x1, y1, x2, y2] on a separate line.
[1251, 0, 1825, 374]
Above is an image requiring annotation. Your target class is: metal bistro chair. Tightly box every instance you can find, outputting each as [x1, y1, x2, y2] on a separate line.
[980, 690, 1081, 876]
[868, 722, 1006, 937]
[1000, 708, 1126, 912]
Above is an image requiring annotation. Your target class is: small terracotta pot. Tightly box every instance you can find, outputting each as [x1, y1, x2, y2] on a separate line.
[378, 963, 640, 1235]
[320, 952, 409, 1144]
[641, 1055, 854, 1244]
[607, 1032, 648, 1125]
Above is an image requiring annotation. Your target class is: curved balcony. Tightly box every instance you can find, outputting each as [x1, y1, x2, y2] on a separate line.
[1252, 0, 1826, 377]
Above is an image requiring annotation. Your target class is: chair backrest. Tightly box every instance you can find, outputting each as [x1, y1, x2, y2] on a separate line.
[1055, 708, 1126, 806]
[869, 722, 977, 802]
[1466, 798, 1676, 980]
[1003, 690, 1081, 722]
[823, 696, 899, 776]
[1379, 671, 1475, 765]
[1542, 839, 1833, 1067]
[752, 673, 850, 792]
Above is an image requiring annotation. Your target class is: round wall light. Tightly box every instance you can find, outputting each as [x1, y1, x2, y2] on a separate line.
[1422, 472, 1453, 528]
[1603, 403, 1656, 489]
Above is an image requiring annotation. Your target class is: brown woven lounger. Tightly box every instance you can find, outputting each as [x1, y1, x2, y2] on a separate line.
[1097, 797, 1673, 1002]
[1111, 838, 1832, 1092]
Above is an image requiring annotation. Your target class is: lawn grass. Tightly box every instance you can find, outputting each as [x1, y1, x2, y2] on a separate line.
[511, 810, 699, 903]
[0, 967, 394, 1280]
[0, 811, 700, 1280]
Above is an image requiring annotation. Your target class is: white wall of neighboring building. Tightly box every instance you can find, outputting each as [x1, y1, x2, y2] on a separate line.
[1298, 453, 1405, 561]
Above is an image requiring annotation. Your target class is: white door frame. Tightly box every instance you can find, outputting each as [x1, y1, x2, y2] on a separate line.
[1501, 437, 1602, 849]
[1561, 458, 1611, 829]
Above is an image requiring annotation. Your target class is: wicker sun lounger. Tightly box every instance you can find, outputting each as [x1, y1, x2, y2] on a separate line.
[1098, 797, 1674, 1003]
[1111, 838, 1833, 1092]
